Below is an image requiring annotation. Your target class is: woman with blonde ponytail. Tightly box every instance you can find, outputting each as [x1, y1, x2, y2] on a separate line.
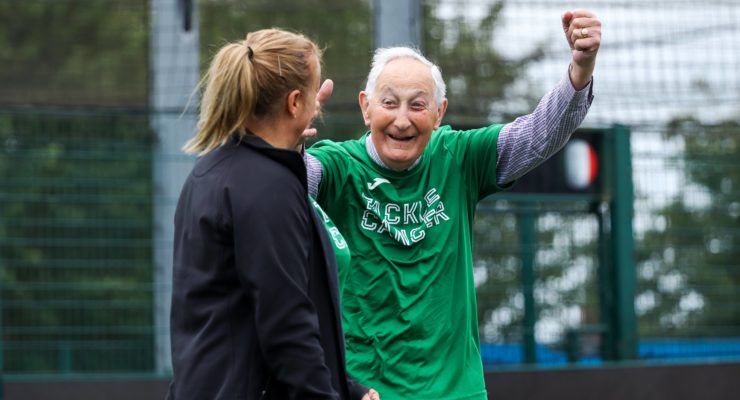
[168, 28, 377, 400]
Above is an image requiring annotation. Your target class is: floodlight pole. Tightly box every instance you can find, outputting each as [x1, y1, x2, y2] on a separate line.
[150, 0, 199, 374]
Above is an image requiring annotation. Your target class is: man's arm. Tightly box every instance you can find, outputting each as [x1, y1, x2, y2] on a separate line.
[496, 9, 601, 185]
[495, 70, 593, 185]
[305, 153, 323, 198]
[301, 79, 334, 197]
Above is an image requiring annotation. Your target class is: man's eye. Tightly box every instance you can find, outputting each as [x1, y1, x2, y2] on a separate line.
[382, 100, 397, 107]
[411, 103, 427, 110]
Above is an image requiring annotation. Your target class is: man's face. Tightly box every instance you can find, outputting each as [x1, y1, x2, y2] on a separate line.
[360, 58, 447, 171]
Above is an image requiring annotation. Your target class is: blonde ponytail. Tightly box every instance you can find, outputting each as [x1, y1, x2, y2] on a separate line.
[184, 29, 321, 155]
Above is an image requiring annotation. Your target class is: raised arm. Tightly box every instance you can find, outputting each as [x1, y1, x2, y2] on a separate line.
[301, 79, 334, 197]
[496, 9, 601, 185]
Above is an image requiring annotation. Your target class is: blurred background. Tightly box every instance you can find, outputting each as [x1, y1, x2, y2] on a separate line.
[0, 0, 738, 399]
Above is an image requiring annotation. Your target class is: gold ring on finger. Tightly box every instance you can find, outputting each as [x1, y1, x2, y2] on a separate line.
[580, 28, 589, 38]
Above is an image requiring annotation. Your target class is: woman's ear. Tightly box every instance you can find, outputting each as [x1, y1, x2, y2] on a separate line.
[286, 89, 302, 118]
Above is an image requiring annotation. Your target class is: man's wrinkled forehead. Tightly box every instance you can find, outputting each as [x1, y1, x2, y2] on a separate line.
[376, 85, 431, 100]
[376, 58, 436, 97]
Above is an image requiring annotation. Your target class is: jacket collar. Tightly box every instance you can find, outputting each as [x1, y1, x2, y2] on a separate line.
[233, 132, 307, 192]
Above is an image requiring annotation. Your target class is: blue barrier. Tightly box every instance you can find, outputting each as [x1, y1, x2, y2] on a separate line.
[481, 338, 740, 368]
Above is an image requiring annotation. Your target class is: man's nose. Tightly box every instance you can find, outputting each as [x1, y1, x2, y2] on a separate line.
[393, 105, 412, 130]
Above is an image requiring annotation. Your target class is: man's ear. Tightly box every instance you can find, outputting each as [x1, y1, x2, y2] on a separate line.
[434, 98, 448, 129]
[358, 91, 371, 127]
[287, 89, 302, 118]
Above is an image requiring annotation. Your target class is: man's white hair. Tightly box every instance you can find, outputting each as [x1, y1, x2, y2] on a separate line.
[363, 46, 447, 105]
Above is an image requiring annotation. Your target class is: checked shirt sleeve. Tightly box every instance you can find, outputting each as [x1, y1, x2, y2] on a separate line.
[496, 69, 594, 185]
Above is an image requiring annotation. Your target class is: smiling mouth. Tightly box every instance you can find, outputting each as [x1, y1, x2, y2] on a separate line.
[388, 133, 415, 142]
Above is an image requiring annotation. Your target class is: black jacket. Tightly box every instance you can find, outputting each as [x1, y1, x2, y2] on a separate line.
[167, 134, 367, 399]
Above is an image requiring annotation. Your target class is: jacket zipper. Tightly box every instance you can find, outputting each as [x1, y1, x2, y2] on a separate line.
[259, 376, 272, 400]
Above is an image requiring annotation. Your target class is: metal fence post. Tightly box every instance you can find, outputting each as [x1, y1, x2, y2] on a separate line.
[519, 211, 537, 363]
[150, 0, 199, 374]
[610, 124, 638, 360]
[1, 284, 4, 400]
[596, 201, 616, 361]
[373, 0, 423, 49]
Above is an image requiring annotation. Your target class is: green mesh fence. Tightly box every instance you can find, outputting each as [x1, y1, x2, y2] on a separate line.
[632, 122, 740, 345]
[0, 109, 154, 373]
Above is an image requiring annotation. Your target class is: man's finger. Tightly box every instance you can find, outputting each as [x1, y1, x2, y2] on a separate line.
[301, 128, 318, 138]
[561, 10, 573, 32]
[317, 79, 334, 105]
[570, 9, 596, 19]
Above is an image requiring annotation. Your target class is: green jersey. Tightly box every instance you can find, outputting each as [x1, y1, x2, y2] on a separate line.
[310, 195, 351, 273]
[308, 124, 508, 400]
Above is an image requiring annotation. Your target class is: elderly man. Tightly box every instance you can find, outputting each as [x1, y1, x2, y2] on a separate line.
[305, 9, 601, 400]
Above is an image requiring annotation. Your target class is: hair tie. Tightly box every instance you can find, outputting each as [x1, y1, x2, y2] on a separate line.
[246, 46, 254, 60]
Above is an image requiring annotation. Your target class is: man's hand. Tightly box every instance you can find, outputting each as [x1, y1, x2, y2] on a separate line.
[562, 10, 601, 90]
[361, 388, 380, 400]
[302, 79, 334, 139]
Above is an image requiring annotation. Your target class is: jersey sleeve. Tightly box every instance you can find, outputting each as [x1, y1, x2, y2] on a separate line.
[438, 124, 514, 199]
[306, 139, 352, 208]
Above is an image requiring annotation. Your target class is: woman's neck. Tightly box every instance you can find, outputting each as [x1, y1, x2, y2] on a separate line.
[245, 118, 300, 150]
